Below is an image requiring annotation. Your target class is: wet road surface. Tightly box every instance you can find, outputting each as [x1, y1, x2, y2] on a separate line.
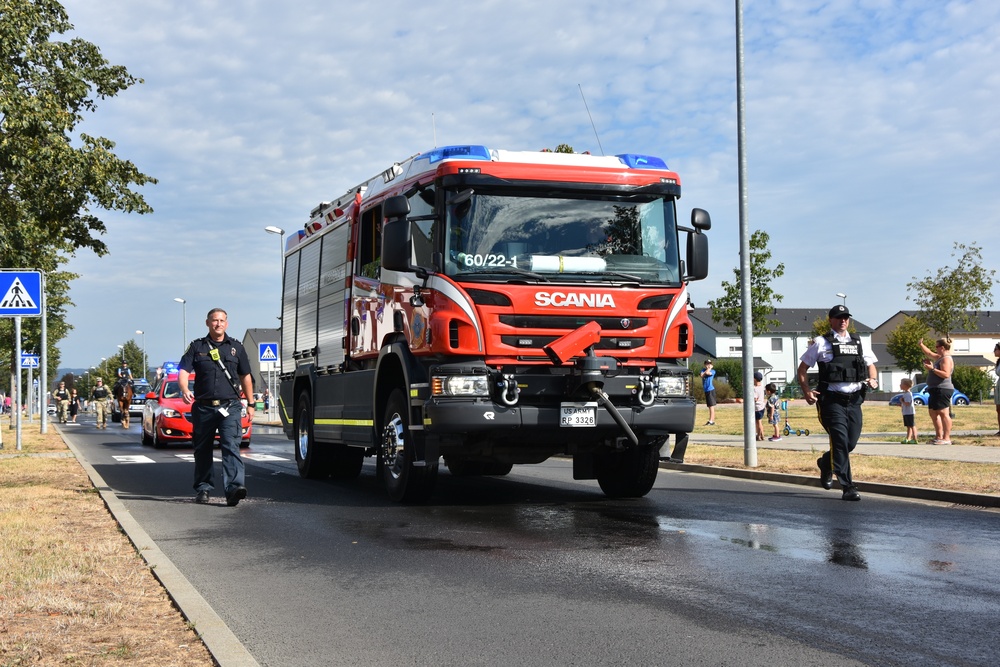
[65, 421, 1000, 666]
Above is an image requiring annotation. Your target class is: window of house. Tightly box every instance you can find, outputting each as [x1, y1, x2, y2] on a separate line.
[771, 338, 783, 353]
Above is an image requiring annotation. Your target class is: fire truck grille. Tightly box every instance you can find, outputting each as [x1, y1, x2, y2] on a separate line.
[498, 315, 648, 330]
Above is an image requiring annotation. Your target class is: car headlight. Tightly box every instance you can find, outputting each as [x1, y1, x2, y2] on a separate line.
[655, 376, 689, 398]
[161, 408, 183, 418]
[431, 375, 490, 397]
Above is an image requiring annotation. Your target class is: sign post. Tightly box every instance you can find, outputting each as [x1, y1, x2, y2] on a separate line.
[259, 343, 279, 421]
[2, 271, 44, 450]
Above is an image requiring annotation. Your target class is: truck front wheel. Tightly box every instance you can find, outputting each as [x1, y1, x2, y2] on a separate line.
[379, 388, 437, 502]
[595, 440, 660, 498]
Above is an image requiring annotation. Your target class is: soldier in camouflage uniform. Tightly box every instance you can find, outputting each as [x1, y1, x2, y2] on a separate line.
[91, 378, 112, 429]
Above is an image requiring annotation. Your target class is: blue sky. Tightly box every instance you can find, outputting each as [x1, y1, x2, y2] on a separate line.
[54, 0, 1000, 370]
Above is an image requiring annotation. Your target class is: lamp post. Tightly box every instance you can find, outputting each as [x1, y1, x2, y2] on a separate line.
[117, 344, 124, 362]
[174, 298, 187, 355]
[136, 330, 146, 379]
[836, 292, 847, 306]
[264, 226, 286, 421]
[264, 226, 285, 275]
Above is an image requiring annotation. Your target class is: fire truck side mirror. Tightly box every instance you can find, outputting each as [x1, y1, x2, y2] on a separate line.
[382, 196, 415, 273]
[686, 228, 709, 281]
[691, 207, 711, 231]
[383, 195, 410, 220]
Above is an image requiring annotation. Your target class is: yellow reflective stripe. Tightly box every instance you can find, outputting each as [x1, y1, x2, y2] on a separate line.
[315, 418, 374, 427]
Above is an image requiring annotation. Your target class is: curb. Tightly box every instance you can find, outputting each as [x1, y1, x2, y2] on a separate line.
[62, 435, 261, 667]
[659, 460, 1000, 509]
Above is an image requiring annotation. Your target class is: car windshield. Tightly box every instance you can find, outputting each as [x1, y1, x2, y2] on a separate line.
[162, 382, 183, 399]
[443, 191, 681, 284]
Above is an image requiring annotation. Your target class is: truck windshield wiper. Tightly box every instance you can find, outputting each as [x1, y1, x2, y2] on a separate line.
[461, 266, 551, 282]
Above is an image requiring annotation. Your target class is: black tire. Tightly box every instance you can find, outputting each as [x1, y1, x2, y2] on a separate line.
[445, 459, 486, 476]
[954, 396, 969, 406]
[329, 444, 364, 479]
[379, 388, 437, 503]
[482, 462, 513, 476]
[295, 391, 332, 479]
[141, 422, 153, 446]
[595, 441, 660, 498]
[913, 397, 925, 406]
[152, 424, 165, 449]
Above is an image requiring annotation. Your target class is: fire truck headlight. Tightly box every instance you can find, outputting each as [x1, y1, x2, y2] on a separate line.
[655, 376, 688, 398]
[432, 375, 491, 397]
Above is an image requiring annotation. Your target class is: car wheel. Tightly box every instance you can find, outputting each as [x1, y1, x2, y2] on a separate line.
[141, 423, 153, 446]
[954, 396, 969, 406]
[913, 397, 925, 406]
[152, 424, 165, 449]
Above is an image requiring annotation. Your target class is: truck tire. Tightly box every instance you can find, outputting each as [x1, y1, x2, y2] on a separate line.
[595, 441, 660, 498]
[295, 391, 332, 479]
[379, 388, 437, 503]
[329, 445, 364, 479]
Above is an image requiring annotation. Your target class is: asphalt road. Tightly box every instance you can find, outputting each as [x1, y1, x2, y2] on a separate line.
[60, 418, 1000, 667]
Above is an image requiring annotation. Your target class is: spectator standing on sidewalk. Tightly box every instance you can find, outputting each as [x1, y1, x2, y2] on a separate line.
[993, 342, 1000, 436]
[797, 304, 878, 501]
[701, 359, 717, 425]
[753, 372, 766, 441]
[898, 378, 918, 444]
[765, 383, 781, 441]
[921, 338, 954, 445]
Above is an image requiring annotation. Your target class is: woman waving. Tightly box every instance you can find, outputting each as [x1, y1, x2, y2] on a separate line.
[921, 338, 955, 445]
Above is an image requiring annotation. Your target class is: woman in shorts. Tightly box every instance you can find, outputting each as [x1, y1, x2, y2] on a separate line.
[920, 338, 955, 445]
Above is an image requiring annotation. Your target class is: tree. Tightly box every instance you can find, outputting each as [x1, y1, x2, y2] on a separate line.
[885, 316, 932, 376]
[1, 0, 156, 388]
[952, 366, 991, 401]
[707, 229, 785, 335]
[906, 242, 996, 337]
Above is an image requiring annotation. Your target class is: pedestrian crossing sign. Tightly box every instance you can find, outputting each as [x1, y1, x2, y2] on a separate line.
[0, 271, 43, 317]
[259, 343, 278, 362]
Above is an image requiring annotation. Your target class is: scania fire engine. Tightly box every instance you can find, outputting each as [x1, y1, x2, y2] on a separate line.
[277, 144, 710, 502]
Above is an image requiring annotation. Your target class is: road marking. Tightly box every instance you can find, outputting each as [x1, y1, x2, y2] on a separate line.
[243, 453, 289, 462]
[113, 455, 156, 464]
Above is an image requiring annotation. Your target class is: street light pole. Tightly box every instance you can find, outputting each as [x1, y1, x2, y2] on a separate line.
[836, 292, 847, 306]
[264, 226, 286, 422]
[136, 330, 146, 379]
[174, 298, 187, 356]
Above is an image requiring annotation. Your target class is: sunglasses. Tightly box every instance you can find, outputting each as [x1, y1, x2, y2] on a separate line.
[831, 315, 850, 320]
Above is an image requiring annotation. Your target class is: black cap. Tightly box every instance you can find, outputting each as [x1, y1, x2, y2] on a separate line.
[828, 304, 851, 318]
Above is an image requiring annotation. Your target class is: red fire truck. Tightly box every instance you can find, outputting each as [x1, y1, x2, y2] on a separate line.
[277, 145, 710, 502]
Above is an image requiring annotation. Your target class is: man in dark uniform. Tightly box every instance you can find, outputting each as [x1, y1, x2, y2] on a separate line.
[796, 304, 878, 501]
[178, 308, 256, 506]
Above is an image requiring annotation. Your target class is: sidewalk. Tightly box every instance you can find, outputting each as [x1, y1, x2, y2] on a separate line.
[669, 430, 1000, 508]
[688, 430, 1000, 465]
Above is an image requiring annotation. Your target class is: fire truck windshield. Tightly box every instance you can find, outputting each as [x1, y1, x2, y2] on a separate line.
[443, 192, 680, 284]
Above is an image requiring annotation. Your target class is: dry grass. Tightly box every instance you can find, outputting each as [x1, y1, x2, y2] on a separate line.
[687, 401, 1000, 496]
[0, 427, 213, 666]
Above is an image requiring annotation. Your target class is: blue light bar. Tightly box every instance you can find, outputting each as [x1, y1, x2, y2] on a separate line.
[616, 153, 669, 170]
[418, 145, 491, 164]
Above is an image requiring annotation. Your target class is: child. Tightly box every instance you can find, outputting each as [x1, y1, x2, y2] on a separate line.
[765, 383, 781, 441]
[898, 378, 917, 444]
[753, 371, 766, 441]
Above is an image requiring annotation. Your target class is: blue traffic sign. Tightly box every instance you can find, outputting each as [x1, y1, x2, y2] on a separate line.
[259, 343, 279, 362]
[0, 271, 42, 317]
[21, 354, 40, 369]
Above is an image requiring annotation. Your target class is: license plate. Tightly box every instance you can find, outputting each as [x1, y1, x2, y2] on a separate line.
[560, 402, 597, 427]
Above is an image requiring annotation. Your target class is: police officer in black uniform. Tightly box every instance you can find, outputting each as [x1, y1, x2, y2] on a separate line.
[178, 308, 256, 506]
[796, 304, 878, 501]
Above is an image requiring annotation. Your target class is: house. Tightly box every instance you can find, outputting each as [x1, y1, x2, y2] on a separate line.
[871, 311, 1000, 390]
[689, 308, 875, 389]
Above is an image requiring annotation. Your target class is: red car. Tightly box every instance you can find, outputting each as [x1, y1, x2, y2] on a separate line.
[140, 373, 252, 448]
